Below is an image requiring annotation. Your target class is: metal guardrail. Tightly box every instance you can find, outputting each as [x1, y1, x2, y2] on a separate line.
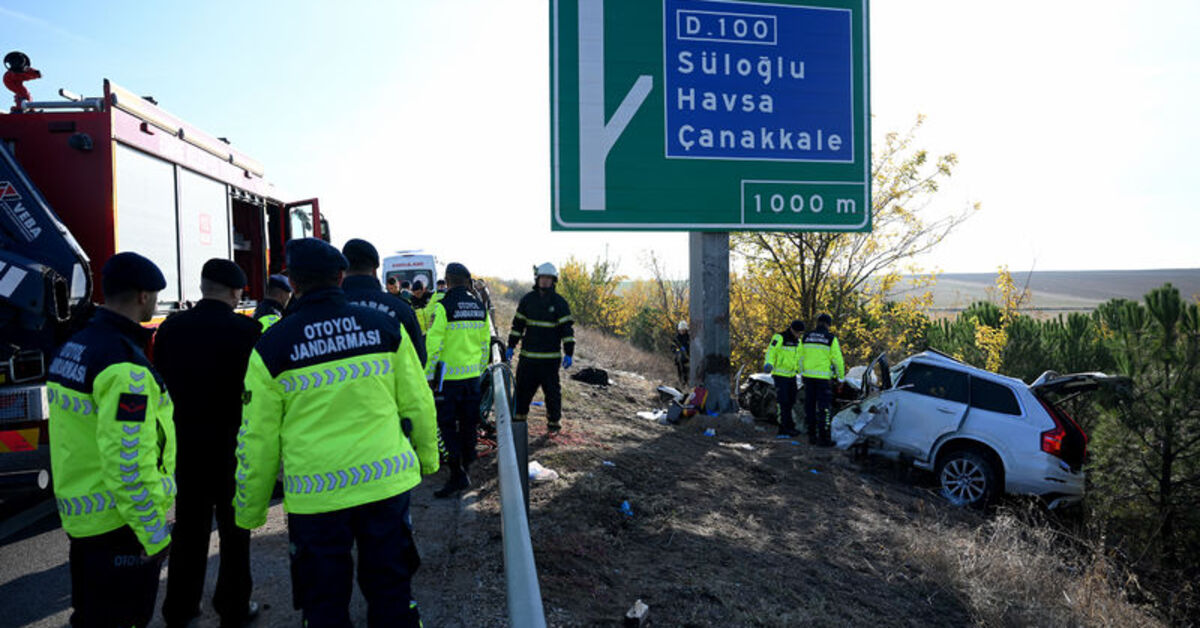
[489, 345, 547, 627]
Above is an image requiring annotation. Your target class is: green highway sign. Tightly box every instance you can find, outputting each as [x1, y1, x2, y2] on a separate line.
[551, 0, 870, 232]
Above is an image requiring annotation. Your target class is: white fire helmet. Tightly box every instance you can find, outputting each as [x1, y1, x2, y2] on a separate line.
[534, 262, 558, 278]
[677, 320, 688, 332]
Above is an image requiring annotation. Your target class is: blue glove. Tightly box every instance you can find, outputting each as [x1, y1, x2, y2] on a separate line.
[562, 355, 573, 369]
[763, 363, 773, 373]
[505, 347, 514, 362]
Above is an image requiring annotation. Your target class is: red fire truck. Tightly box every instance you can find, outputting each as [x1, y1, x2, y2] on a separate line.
[0, 73, 327, 492]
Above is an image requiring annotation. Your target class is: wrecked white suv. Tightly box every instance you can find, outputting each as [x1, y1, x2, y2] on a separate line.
[833, 351, 1127, 509]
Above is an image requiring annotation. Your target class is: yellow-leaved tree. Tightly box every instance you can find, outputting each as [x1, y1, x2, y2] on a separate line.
[730, 116, 977, 374]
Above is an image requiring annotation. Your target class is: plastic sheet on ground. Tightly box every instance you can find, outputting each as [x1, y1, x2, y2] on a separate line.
[636, 410, 667, 421]
[528, 460, 559, 482]
[718, 442, 755, 451]
[831, 398, 895, 449]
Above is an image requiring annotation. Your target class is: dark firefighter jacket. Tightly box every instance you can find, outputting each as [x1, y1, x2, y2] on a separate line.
[508, 288, 575, 360]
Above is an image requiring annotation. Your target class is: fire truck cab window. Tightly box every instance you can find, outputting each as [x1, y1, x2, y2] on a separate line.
[290, 208, 312, 240]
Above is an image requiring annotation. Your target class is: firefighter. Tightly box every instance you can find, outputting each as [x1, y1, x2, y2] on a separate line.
[802, 313, 845, 446]
[764, 320, 805, 438]
[252, 274, 292, 330]
[234, 239, 438, 627]
[341, 238, 427, 366]
[673, 320, 690, 385]
[424, 263, 491, 497]
[47, 252, 176, 628]
[506, 263, 575, 434]
[154, 259, 261, 628]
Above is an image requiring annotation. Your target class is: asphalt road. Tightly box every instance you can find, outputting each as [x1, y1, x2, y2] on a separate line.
[0, 481, 492, 628]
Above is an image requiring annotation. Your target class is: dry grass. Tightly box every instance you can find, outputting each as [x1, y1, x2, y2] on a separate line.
[902, 511, 1161, 627]
[481, 291, 1162, 627]
[492, 293, 677, 385]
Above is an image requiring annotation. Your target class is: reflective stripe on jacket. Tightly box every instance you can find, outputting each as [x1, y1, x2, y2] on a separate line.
[801, 328, 845, 380]
[425, 286, 491, 381]
[48, 309, 176, 555]
[234, 288, 437, 528]
[764, 331, 802, 377]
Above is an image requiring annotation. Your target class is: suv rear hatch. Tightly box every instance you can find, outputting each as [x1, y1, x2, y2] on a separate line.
[1030, 371, 1131, 471]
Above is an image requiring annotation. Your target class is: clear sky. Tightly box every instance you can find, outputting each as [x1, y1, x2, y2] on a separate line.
[2, 1, 1196, 280]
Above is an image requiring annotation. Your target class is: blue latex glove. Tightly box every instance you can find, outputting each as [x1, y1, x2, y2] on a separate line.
[562, 355, 573, 369]
[505, 347, 514, 362]
[763, 363, 773, 373]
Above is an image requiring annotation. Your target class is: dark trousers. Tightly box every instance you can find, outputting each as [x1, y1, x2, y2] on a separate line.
[287, 492, 421, 628]
[514, 357, 562, 424]
[773, 375, 798, 432]
[437, 378, 482, 469]
[163, 471, 251, 626]
[803, 377, 833, 443]
[68, 526, 163, 628]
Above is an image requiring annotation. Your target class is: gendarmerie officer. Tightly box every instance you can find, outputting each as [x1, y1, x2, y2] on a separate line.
[154, 259, 261, 628]
[341, 238, 427, 367]
[252, 274, 292, 330]
[48, 252, 177, 628]
[424, 262, 491, 497]
[235, 239, 439, 627]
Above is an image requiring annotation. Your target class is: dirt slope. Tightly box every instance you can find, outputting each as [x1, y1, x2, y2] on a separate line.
[413, 297, 1159, 627]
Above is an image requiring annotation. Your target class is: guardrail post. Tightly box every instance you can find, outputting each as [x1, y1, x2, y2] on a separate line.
[512, 416, 531, 515]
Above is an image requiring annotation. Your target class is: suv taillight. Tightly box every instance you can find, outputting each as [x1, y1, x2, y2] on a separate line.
[1041, 413, 1066, 458]
[1037, 398, 1088, 464]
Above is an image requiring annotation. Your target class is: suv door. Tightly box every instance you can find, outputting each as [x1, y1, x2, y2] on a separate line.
[886, 362, 969, 459]
[959, 375, 1025, 466]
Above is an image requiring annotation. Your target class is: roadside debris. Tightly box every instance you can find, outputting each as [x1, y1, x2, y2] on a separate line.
[635, 410, 667, 422]
[624, 599, 650, 627]
[719, 442, 755, 451]
[570, 366, 610, 386]
[620, 500, 634, 517]
[703, 428, 716, 437]
[528, 461, 559, 483]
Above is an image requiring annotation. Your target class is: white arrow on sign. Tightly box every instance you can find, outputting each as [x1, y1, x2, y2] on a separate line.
[578, 0, 653, 211]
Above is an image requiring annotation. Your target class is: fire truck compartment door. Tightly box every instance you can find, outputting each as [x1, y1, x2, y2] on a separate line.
[176, 169, 231, 302]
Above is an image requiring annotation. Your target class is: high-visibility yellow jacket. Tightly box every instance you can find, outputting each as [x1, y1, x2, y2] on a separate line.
[47, 309, 177, 555]
[415, 292, 445, 335]
[801, 328, 845, 380]
[425, 286, 491, 381]
[252, 298, 286, 331]
[234, 288, 438, 529]
[764, 330, 802, 377]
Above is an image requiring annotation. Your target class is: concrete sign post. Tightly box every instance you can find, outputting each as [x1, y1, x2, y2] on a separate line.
[552, 0, 869, 410]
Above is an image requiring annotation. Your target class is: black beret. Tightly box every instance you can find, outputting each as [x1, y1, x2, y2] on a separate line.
[790, 319, 805, 332]
[201, 258, 247, 289]
[411, 279, 424, 292]
[267, 274, 292, 292]
[342, 238, 379, 268]
[444, 262, 471, 279]
[817, 313, 833, 325]
[286, 238, 348, 275]
[102, 252, 166, 296]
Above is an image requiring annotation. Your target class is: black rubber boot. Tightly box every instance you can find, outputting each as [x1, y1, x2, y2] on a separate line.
[434, 464, 471, 498]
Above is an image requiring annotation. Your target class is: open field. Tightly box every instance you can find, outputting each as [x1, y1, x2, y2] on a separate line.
[888, 268, 1200, 314]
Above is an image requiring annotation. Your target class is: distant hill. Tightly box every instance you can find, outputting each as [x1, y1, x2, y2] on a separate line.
[892, 269, 1200, 313]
